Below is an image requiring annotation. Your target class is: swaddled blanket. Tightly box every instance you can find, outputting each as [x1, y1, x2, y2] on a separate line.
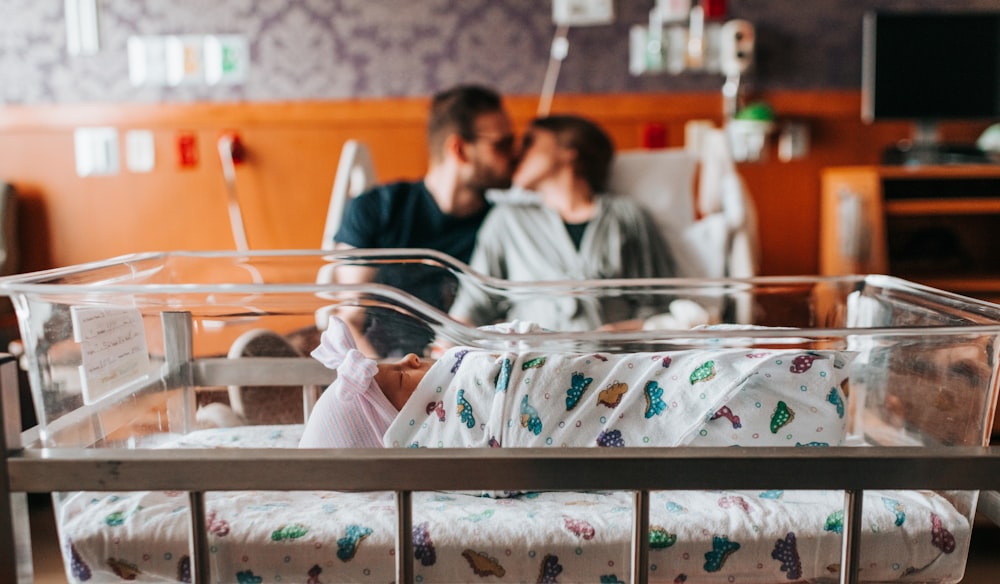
[384, 347, 853, 449]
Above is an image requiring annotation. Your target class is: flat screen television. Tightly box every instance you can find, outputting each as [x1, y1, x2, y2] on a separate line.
[862, 11, 1000, 165]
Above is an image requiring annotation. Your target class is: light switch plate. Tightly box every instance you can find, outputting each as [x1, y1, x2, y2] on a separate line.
[74, 127, 120, 177]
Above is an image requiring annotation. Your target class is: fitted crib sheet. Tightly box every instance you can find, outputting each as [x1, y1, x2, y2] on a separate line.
[55, 426, 971, 584]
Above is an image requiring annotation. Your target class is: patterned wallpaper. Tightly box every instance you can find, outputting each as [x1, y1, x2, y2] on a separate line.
[0, 0, 996, 104]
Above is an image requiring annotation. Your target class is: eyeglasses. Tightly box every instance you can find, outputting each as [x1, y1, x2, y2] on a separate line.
[472, 133, 516, 154]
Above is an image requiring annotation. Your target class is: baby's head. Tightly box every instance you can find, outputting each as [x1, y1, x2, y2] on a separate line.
[313, 316, 437, 411]
[373, 353, 435, 410]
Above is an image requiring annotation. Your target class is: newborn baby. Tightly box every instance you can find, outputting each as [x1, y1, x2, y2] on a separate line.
[299, 318, 541, 448]
[298, 316, 432, 448]
[300, 317, 852, 451]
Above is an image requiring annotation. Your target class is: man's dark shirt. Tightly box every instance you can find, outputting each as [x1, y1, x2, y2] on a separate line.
[334, 181, 490, 356]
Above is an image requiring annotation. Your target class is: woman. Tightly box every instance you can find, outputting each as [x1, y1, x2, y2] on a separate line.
[449, 114, 677, 331]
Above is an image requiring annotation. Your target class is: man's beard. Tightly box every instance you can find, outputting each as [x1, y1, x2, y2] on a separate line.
[467, 162, 512, 193]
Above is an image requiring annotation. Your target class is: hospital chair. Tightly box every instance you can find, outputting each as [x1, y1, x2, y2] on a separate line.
[608, 127, 758, 282]
[321, 140, 377, 250]
[0, 183, 24, 427]
[608, 128, 758, 325]
[0, 182, 19, 278]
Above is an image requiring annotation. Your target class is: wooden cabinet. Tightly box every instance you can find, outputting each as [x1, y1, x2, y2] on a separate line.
[821, 165, 1000, 303]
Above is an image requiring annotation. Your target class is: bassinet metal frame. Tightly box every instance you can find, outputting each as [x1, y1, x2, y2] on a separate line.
[3, 311, 1000, 584]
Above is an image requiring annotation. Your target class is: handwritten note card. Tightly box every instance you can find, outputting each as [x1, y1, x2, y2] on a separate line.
[71, 306, 151, 403]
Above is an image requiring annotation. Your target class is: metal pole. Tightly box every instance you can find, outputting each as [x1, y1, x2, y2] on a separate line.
[632, 490, 650, 584]
[161, 311, 194, 434]
[189, 491, 211, 584]
[396, 490, 414, 584]
[840, 489, 864, 584]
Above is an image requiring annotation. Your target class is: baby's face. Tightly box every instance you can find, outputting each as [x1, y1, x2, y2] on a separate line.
[374, 353, 435, 407]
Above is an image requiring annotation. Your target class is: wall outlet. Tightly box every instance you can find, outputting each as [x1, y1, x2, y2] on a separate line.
[552, 0, 614, 27]
[125, 130, 155, 173]
[778, 121, 810, 162]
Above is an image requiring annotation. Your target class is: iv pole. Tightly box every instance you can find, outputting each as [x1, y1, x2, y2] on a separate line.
[538, 24, 570, 117]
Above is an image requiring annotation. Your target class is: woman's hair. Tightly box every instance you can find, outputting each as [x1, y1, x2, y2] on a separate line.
[529, 115, 615, 193]
[427, 85, 504, 159]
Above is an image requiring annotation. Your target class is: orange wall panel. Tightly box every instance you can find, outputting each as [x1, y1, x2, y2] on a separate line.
[0, 92, 992, 276]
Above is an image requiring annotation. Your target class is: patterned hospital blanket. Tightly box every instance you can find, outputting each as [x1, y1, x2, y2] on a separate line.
[54, 427, 971, 584]
[385, 347, 853, 449]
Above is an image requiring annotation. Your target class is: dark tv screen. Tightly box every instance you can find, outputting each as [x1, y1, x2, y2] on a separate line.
[862, 11, 1000, 122]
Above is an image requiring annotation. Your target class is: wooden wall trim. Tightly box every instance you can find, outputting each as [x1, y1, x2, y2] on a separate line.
[1, 89, 984, 276]
[0, 99, 432, 129]
[0, 90, 863, 130]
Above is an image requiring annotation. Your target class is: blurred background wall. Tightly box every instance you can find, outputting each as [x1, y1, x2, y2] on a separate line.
[2, 0, 996, 105]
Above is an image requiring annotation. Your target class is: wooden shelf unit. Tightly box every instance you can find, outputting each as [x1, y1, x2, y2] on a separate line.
[820, 165, 1000, 302]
